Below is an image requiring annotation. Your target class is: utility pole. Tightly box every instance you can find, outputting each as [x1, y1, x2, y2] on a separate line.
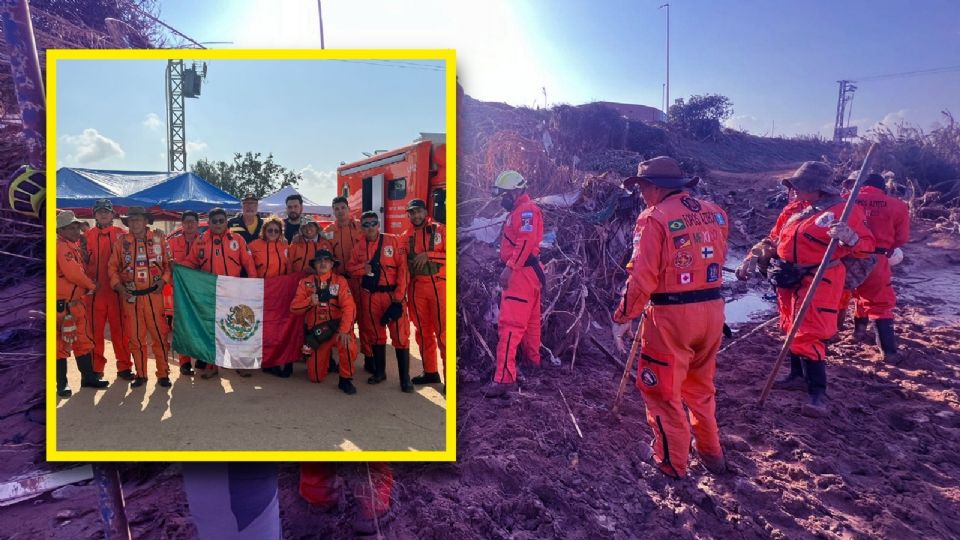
[832, 80, 857, 143]
[659, 3, 670, 120]
[317, 0, 325, 49]
[166, 61, 206, 171]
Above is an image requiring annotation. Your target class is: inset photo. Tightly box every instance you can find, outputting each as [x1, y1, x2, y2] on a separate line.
[46, 49, 455, 461]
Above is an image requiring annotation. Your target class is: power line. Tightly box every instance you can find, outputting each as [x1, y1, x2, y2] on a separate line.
[852, 63, 960, 83]
[331, 60, 445, 72]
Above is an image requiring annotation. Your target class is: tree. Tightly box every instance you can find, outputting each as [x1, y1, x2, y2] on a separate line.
[190, 152, 301, 199]
[669, 94, 734, 140]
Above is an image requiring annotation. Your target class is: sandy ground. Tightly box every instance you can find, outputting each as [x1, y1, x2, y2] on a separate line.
[55, 327, 446, 452]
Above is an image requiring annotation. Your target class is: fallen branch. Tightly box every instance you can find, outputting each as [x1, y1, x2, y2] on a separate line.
[718, 316, 779, 355]
[558, 388, 583, 439]
[589, 335, 625, 370]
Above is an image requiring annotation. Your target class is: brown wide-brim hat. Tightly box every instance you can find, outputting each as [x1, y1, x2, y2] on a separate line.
[781, 161, 839, 195]
[121, 206, 155, 226]
[308, 248, 338, 269]
[622, 156, 700, 191]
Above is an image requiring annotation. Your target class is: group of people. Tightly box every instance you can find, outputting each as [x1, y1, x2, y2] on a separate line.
[54, 191, 447, 398]
[485, 156, 909, 480]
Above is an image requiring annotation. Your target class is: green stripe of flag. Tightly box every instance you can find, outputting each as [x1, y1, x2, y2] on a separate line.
[172, 265, 218, 365]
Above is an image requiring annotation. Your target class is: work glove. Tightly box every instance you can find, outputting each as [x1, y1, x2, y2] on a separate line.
[827, 222, 859, 246]
[380, 301, 404, 325]
[612, 321, 631, 353]
[735, 257, 757, 281]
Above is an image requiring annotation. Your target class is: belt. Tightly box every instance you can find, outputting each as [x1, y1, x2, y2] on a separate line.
[650, 288, 723, 306]
[56, 299, 83, 312]
[129, 285, 160, 296]
[874, 247, 890, 255]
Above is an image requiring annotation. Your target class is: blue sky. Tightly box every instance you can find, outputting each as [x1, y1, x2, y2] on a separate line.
[149, 0, 958, 139]
[55, 59, 446, 203]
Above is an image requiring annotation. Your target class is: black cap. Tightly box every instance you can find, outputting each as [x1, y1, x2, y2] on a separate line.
[360, 211, 379, 222]
[242, 192, 258, 202]
[309, 248, 337, 268]
[406, 198, 427, 212]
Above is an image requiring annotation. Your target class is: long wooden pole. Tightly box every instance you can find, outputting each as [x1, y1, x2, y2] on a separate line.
[758, 143, 879, 406]
[612, 314, 644, 415]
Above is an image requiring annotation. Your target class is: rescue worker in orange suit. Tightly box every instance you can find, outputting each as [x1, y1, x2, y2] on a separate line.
[401, 199, 446, 390]
[108, 207, 173, 388]
[737, 162, 875, 415]
[165, 210, 201, 376]
[299, 463, 394, 535]
[288, 219, 328, 274]
[183, 207, 258, 378]
[610, 157, 729, 478]
[347, 211, 413, 393]
[84, 198, 133, 381]
[249, 216, 295, 377]
[324, 196, 368, 374]
[290, 249, 358, 394]
[847, 173, 910, 362]
[56, 211, 110, 397]
[486, 170, 545, 397]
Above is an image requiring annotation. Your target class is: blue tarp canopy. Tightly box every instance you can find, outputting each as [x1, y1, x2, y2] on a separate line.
[56, 168, 241, 212]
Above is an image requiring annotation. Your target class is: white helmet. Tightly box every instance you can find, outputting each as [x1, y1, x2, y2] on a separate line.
[493, 170, 527, 194]
[888, 247, 904, 266]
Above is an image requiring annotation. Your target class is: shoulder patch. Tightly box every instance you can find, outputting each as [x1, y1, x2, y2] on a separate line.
[519, 210, 535, 233]
[681, 196, 702, 212]
[384, 245, 394, 257]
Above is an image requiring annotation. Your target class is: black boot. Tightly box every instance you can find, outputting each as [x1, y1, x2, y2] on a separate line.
[368, 345, 387, 384]
[396, 349, 414, 393]
[773, 355, 806, 391]
[852, 318, 871, 344]
[876, 319, 901, 364]
[57, 358, 71, 397]
[338, 377, 357, 395]
[412, 372, 442, 385]
[77, 354, 109, 389]
[117, 369, 136, 381]
[279, 362, 294, 378]
[363, 355, 375, 374]
[181, 362, 195, 376]
[801, 358, 828, 417]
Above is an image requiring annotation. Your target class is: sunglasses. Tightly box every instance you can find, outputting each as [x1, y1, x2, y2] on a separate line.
[210, 218, 226, 224]
[266, 228, 281, 234]
[361, 221, 379, 228]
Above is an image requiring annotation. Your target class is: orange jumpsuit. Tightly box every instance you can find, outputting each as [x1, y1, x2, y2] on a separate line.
[299, 463, 393, 520]
[347, 234, 410, 348]
[848, 186, 910, 320]
[57, 237, 95, 359]
[494, 194, 544, 384]
[84, 224, 132, 374]
[290, 272, 357, 382]
[288, 233, 329, 274]
[401, 219, 446, 375]
[108, 230, 173, 379]
[166, 232, 199, 367]
[324, 220, 366, 355]
[771, 199, 875, 361]
[613, 192, 729, 478]
[249, 238, 289, 278]
[183, 230, 257, 278]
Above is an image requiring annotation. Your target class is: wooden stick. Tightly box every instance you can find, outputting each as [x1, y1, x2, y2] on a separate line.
[589, 335, 625, 369]
[718, 316, 779, 355]
[758, 143, 879, 406]
[558, 388, 583, 439]
[612, 314, 644, 415]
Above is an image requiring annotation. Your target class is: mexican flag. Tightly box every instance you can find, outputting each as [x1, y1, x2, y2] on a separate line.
[172, 265, 305, 369]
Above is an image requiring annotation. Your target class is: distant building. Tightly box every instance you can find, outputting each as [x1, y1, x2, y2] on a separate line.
[595, 101, 667, 123]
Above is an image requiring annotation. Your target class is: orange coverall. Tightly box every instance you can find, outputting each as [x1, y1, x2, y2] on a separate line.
[401, 219, 446, 375]
[494, 194, 544, 384]
[57, 237, 95, 359]
[324, 220, 366, 356]
[288, 233, 329, 274]
[183, 230, 257, 278]
[165, 232, 199, 367]
[347, 233, 410, 348]
[613, 193, 729, 478]
[249, 238, 290, 278]
[290, 271, 357, 382]
[848, 186, 910, 320]
[84, 224, 131, 374]
[299, 463, 393, 520]
[108, 230, 173, 379]
[771, 199, 875, 361]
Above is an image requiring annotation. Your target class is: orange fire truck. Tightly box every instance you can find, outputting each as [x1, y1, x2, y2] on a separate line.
[336, 134, 446, 233]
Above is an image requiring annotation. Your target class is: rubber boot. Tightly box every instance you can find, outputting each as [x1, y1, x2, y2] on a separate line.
[279, 362, 294, 378]
[77, 354, 109, 389]
[181, 362, 195, 376]
[876, 319, 901, 364]
[396, 349, 414, 393]
[338, 377, 357, 395]
[412, 372, 442, 385]
[852, 318, 871, 344]
[368, 345, 387, 384]
[773, 355, 806, 391]
[117, 369, 136, 381]
[801, 358, 828, 417]
[363, 355, 375, 374]
[57, 358, 71, 397]
[700, 452, 727, 474]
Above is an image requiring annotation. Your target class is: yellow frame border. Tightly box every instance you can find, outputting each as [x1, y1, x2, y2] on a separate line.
[46, 48, 457, 462]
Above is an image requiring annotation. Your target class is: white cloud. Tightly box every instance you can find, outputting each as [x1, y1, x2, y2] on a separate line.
[142, 112, 162, 130]
[186, 140, 209, 155]
[63, 128, 125, 164]
[298, 165, 338, 203]
[873, 109, 909, 130]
